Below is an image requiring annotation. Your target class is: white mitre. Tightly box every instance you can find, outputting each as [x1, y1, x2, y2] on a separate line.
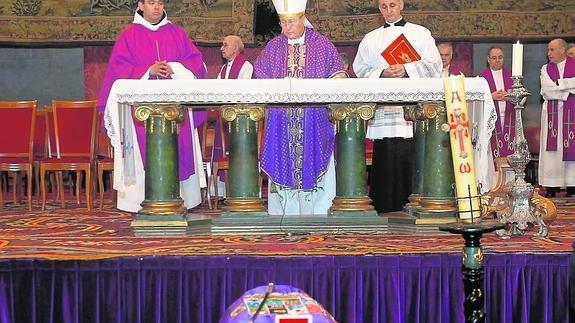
[271, 0, 314, 28]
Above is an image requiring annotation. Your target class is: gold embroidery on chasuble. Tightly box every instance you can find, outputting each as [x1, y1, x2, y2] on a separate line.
[287, 44, 306, 189]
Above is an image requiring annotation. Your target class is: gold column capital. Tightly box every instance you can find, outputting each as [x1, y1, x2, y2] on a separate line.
[420, 101, 446, 120]
[329, 103, 376, 122]
[134, 103, 185, 123]
[221, 104, 265, 122]
[404, 101, 446, 122]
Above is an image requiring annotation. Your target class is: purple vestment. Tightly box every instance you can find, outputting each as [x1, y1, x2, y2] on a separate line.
[219, 54, 248, 79]
[448, 63, 463, 76]
[480, 67, 515, 159]
[254, 28, 344, 190]
[545, 56, 575, 160]
[97, 11, 207, 181]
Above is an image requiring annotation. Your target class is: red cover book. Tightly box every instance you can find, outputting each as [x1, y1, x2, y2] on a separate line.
[381, 34, 421, 65]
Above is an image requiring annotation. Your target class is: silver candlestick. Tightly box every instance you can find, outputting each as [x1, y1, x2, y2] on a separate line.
[496, 76, 550, 238]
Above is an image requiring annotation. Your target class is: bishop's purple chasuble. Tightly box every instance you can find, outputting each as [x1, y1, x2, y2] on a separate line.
[254, 28, 343, 190]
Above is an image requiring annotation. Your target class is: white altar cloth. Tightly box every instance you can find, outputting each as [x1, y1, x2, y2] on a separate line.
[105, 77, 496, 193]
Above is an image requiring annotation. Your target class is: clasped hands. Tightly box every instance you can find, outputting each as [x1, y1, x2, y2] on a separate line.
[492, 89, 509, 101]
[381, 64, 406, 78]
[150, 60, 173, 78]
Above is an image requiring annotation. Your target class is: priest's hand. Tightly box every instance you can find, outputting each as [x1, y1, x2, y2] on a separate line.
[381, 64, 406, 78]
[150, 61, 173, 78]
[491, 89, 507, 101]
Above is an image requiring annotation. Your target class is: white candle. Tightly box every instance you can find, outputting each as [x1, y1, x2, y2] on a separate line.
[444, 75, 481, 221]
[512, 41, 523, 76]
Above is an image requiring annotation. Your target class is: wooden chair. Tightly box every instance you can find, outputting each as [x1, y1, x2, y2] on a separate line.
[199, 110, 218, 209]
[39, 100, 97, 210]
[0, 100, 37, 210]
[211, 115, 229, 209]
[97, 130, 115, 209]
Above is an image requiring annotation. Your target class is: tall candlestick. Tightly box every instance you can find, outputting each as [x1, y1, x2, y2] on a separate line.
[512, 41, 523, 76]
[444, 75, 481, 220]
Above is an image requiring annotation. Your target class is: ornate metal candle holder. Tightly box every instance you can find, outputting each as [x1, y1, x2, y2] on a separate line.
[439, 220, 504, 323]
[496, 76, 550, 238]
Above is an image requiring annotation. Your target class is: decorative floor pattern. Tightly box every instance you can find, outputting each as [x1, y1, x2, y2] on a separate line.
[0, 199, 573, 260]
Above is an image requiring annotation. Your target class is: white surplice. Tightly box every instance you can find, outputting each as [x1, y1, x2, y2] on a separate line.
[539, 60, 575, 187]
[353, 21, 442, 140]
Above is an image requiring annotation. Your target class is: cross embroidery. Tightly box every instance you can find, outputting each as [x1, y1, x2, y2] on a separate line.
[549, 104, 558, 137]
[449, 108, 469, 157]
[564, 110, 575, 148]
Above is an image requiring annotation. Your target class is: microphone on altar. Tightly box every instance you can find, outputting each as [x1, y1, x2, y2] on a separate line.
[250, 283, 274, 323]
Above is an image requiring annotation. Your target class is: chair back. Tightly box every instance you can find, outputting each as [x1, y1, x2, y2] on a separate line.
[50, 100, 97, 159]
[200, 110, 218, 162]
[0, 100, 37, 162]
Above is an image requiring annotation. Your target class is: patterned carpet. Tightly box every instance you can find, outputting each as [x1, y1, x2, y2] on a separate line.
[0, 198, 573, 261]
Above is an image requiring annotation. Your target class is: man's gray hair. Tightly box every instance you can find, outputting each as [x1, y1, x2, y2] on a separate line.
[437, 42, 453, 54]
[551, 38, 568, 51]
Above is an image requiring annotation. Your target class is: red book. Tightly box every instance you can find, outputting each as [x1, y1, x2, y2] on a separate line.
[381, 34, 421, 65]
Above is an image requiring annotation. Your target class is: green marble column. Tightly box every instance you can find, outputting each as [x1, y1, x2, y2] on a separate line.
[221, 104, 266, 214]
[131, 103, 188, 234]
[416, 102, 458, 221]
[403, 104, 427, 211]
[329, 103, 376, 215]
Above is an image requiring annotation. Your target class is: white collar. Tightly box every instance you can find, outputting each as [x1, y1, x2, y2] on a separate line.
[384, 16, 405, 26]
[288, 31, 306, 45]
[133, 10, 170, 31]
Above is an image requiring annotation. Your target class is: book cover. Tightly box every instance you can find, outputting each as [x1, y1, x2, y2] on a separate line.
[381, 34, 421, 65]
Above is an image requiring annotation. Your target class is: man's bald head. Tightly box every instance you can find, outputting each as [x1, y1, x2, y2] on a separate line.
[221, 35, 244, 61]
[548, 38, 567, 64]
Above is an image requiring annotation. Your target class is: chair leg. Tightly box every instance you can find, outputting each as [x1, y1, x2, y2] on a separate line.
[40, 167, 46, 211]
[98, 165, 104, 209]
[57, 171, 65, 208]
[213, 163, 219, 209]
[26, 167, 32, 211]
[76, 171, 81, 205]
[205, 162, 212, 210]
[85, 169, 91, 211]
[11, 172, 17, 205]
[34, 165, 40, 206]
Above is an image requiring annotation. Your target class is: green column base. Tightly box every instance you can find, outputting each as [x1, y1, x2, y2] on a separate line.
[224, 197, 266, 212]
[131, 214, 188, 237]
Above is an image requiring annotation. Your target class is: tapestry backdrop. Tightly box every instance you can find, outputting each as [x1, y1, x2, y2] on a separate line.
[0, 0, 255, 44]
[309, 0, 575, 42]
[0, 0, 573, 44]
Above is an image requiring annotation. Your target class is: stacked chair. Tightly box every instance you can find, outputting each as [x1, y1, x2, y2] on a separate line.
[0, 100, 37, 210]
[39, 100, 98, 210]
